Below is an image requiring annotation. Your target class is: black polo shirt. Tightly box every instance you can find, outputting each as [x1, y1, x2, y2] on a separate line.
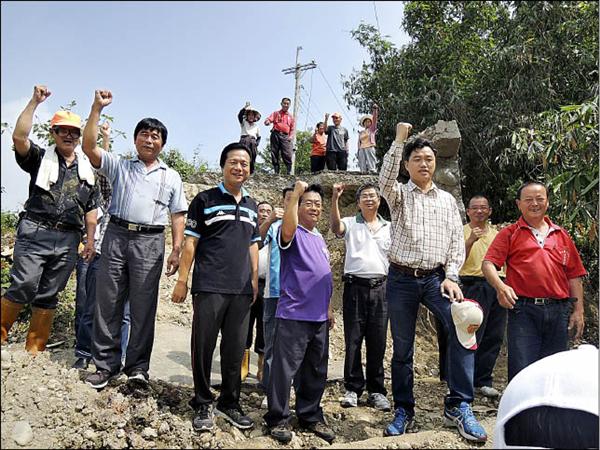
[185, 182, 260, 295]
[15, 142, 100, 230]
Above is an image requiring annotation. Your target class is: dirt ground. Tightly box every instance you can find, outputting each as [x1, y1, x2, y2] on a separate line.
[1, 264, 505, 449]
[1, 173, 597, 449]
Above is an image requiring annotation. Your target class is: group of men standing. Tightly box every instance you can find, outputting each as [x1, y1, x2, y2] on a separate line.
[1, 86, 588, 445]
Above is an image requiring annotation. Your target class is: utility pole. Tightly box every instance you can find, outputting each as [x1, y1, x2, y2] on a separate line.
[282, 46, 316, 175]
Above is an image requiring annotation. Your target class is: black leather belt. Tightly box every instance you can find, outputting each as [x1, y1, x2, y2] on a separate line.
[110, 216, 165, 233]
[390, 261, 441, 278]
[342, 274, 387, 288]
[22, 212, 80, 232]
[518, 297, 574, 305]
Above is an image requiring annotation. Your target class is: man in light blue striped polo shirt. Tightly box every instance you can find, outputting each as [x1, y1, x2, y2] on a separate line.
[81, 89, 188, 390]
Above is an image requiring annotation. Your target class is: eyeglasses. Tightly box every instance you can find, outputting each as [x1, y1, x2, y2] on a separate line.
[468, 206, 490, 212]
[53, 127, 81, 138]
[300, 200, 322, 208]
[359, 193, 378, 200]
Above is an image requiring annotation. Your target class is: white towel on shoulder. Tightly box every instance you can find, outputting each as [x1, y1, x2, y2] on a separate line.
[35, 145, 95, 191]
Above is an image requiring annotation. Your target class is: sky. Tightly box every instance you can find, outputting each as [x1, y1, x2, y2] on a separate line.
[1, 1, 410, 211]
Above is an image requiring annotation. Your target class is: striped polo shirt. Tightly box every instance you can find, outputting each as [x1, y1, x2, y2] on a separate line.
[185, 182, 261, 295]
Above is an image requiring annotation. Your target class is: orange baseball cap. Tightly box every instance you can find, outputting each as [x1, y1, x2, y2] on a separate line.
[50, 110, 81, 129]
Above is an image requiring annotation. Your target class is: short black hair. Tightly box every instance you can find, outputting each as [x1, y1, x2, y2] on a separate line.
[516, 180, 549, 200]
[134, 118, 168, 146]
[282, 186, 294, 198]
[504, 406, 598, 448]
[402, 137, 437, 162]
[316, 121, 324, 128]
[281, 97, 291, 104]
[219, 142, 255, 174]
[467, 194, 490, 206]
[355, 183, 380, 202]
[298, 183, 323, 205]
[257, 201, 272, 209]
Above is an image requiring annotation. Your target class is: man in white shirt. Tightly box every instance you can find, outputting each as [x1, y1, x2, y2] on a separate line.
[331, 182, 391, 412]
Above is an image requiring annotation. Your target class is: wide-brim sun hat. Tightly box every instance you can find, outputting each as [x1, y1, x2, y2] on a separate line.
[245, 105, 261, 121]
[360, 114, 373, 127]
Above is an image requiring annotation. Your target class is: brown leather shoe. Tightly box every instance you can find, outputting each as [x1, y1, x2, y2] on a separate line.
[1, 297, 24, 344]
[25, 307, 55, 354]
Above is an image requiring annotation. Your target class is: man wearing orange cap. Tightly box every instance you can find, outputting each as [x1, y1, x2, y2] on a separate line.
[1, 85, 100, 354]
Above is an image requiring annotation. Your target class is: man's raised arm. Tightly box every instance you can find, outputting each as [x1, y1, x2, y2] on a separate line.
[82, 90, 113, 168]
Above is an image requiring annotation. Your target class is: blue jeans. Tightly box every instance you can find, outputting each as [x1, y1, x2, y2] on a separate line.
[387, 267, 474, 414]
[507, 299, 572, 381]
[75, 255, 130, 363]
[261, 297, 279, 391]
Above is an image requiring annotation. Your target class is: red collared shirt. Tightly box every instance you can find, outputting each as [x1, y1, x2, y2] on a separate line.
[484, 216, 586, 298]
[267, 110, 295, 135]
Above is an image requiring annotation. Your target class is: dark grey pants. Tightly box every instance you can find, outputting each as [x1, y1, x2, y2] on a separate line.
[92, 223, 164, 375]
[5, 218, 79, 308]
[342, 279, 388, 396]
[270, 130, 293, 174]
[190, 292, 252, 410]
[264, 318, 329, 427]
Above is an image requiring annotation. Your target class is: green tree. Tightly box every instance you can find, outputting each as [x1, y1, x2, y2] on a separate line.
[509, 97, 599, 278]
[344, 1, 598, 219]
[160, 147, 208, 182]
[256, 130, 313, 174]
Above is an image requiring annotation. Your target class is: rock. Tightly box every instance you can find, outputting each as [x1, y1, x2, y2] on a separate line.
[84, 429, 97, 440]
[398, 443, 412, 449]
[1, 348, 10, 362]
[12, 421, 33, 446]
[158, 422, 171, 435]
[141, 427, 158, 439]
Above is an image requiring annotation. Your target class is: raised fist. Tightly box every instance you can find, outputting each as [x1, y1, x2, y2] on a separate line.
[100, 121, 111, 140]
[293, 180, 308, 196]
[332, 183, 344, 200]
[32, 85, 51, 104]
[395, 122, 413, 144]
[271, 207, 284, 221]
[94, 90, 113, 108]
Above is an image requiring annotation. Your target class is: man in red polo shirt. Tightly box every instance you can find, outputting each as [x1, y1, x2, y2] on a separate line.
[482, 181, 586, 381]
[264, 97, 295, 175]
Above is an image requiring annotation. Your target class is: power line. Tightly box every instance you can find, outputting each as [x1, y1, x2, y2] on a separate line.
[281, 46, 317, 174]
[373, 1, 381, 34]
[304, 69, 314, 130]
[317, 66, 356, 131]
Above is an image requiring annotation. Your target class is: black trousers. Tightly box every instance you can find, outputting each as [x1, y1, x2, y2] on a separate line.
[436, 277, 507, 387]
[246, 279, 265, 353]
[342, 279, 388, 396]
[239, 135, 258, 161]
[270, 130, 293, 174]
[325, 151, 348, 171]
[190, 292, 252, 410]
[310, 155, 326, 173]
[264, 318, 328, 427]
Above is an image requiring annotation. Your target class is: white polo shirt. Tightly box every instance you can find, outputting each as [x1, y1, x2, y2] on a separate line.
[339, 213, 391, 278]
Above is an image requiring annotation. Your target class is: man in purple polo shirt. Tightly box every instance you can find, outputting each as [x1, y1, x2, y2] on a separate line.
[264, 181, 335, 444]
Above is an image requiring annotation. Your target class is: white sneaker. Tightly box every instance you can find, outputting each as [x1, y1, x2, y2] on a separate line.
[476, 385, 501, 398]
[340, 390, 358, 407]
[261, 395, 268, 409]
